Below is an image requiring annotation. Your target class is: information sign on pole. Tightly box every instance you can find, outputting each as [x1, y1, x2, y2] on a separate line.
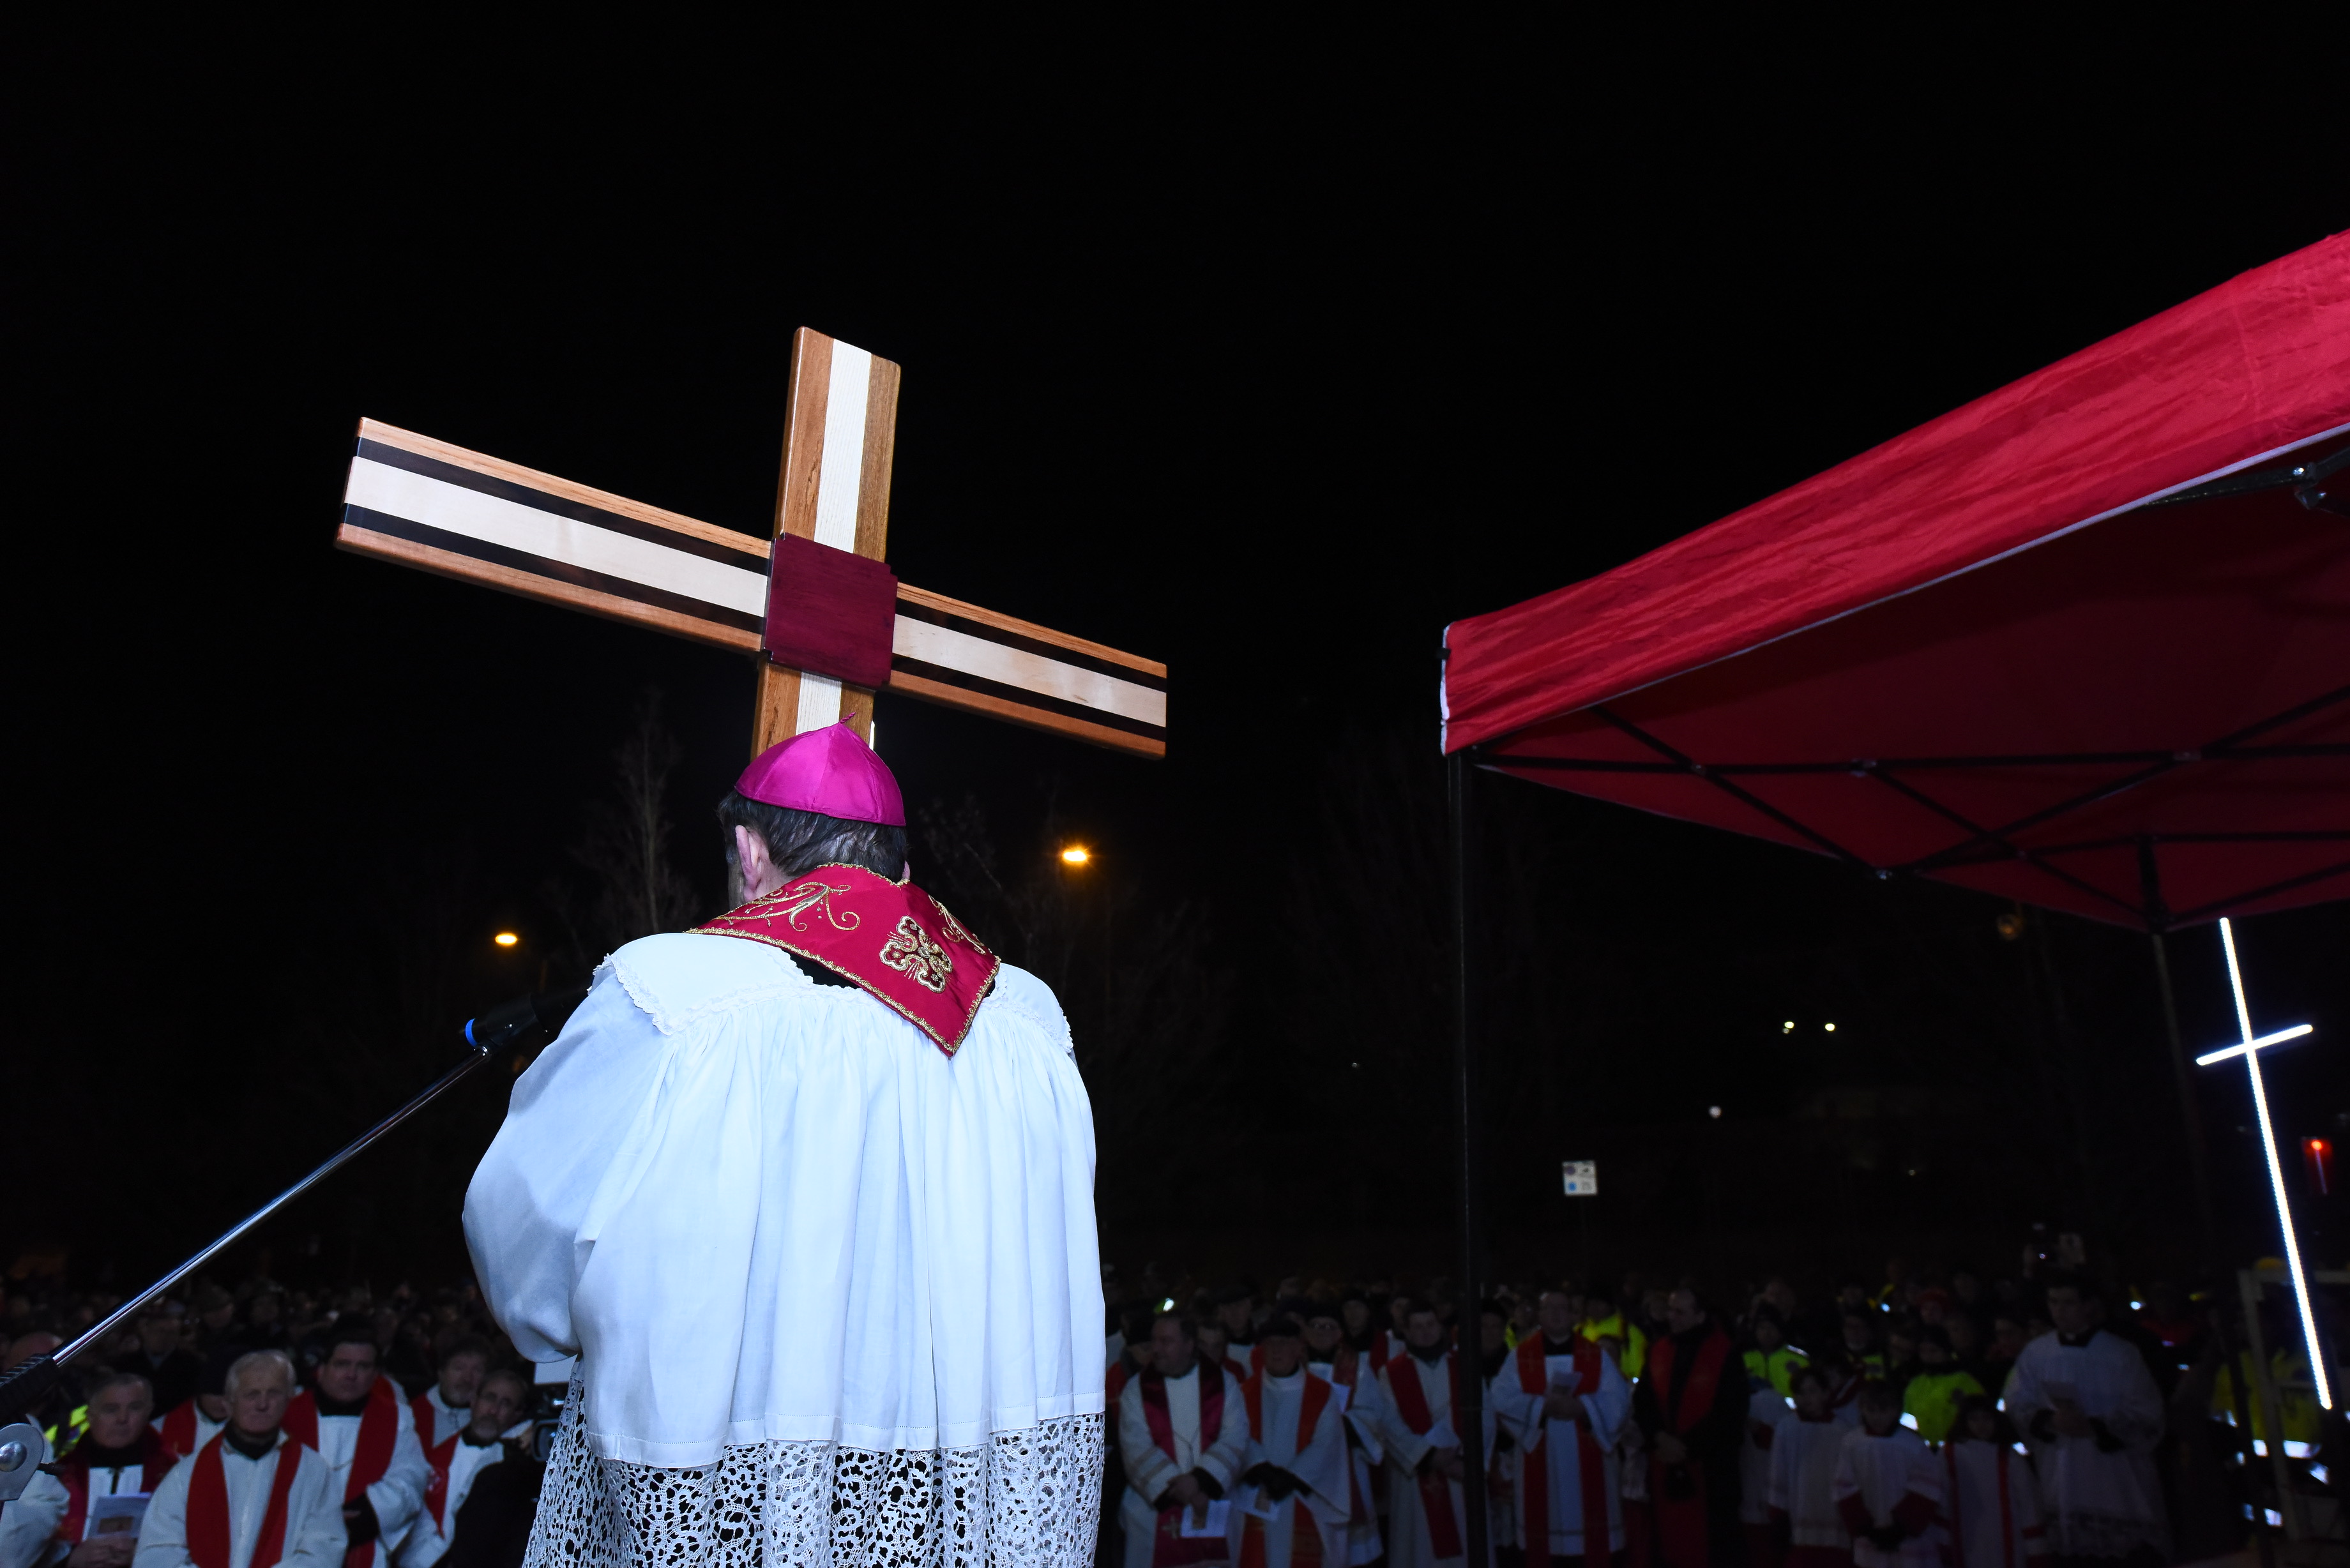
[1561, 1160, 1598, 1196]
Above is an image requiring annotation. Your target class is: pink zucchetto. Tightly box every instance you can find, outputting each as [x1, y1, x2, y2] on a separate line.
[734, 722, 906, 827]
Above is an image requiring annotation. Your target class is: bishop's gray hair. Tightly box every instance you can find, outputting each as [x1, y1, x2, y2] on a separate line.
[716, 790, 907, 885]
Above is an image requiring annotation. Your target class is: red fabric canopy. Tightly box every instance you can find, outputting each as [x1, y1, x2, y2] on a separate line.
[1443, 233, 2350, 930]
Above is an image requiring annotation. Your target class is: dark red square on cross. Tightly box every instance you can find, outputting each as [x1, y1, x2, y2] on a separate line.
[762, 533, 899, 689]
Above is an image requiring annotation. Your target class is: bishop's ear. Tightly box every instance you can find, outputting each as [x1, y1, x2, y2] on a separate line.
[734, 825, 775, 898]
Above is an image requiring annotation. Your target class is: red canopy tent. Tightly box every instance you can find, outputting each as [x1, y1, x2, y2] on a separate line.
[1444, 232, 2349, 930]
[1430, 236, 2348, 1553]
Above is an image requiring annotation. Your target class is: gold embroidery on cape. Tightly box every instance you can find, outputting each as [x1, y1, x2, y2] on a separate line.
[930, 896, 988, 953]
[742, 878, 859, 933]
[879, 916, 954, 993]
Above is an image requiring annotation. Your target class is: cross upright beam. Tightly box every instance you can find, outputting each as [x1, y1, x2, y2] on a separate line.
[335, 328, 1167, 759]
[2197, 917, 2328, 1410]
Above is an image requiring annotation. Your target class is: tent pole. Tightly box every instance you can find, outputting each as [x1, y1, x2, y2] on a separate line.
[2151, 930, 2220, 1263]
[1448, 746, 1489, 1565]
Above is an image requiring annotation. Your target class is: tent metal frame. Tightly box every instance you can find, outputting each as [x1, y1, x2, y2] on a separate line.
[1487, 683, 2350, 931]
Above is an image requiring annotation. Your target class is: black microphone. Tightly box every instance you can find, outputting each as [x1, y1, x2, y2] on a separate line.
[463, 984, 591, 1053]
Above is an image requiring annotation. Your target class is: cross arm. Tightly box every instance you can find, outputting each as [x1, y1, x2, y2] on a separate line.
[333, 417, 1166, 757]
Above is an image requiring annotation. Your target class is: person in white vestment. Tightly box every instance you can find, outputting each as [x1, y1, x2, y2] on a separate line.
[1116, 1315, 1250, 1568]
[1375, 1302, 1491, 1568]
[2003, 1278, 2167, 1565]
[1830, 1385, 1941, 1568]
[1487, 1290, 1630, 1563]
[1940, 1396, 2050, 1568]
[0, 1443, 71, 1568]
[281, 1339, 426, 1568]
[464, 724, 1105, 1565]
[1766, 1365, 1853, 1567]
[135, 1352, 345, 1568]
[407, 1345, 486, 1451]
[1229, 1318, 1350, 1568]
[393, 1370, 527, 1568]
[1302, 1301, 1385, 1567]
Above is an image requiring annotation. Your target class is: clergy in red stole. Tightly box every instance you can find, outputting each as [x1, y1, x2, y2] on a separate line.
[1632, 1288, 1748, 1568]
[279, 1338, 428, 1568]
[1373, 1302, 1492, 1568]
[52, 1372, 177, 1565]
[134, 1350, 347, 1568]
[390, 1371, 529, 1568]
[1303, 1301, 1387, 1567]
[1489, 1292, 1630, 1567]
[156, 1348, 245, 1461]
[1231, 1318, 1351, 1568]
[1117, 1313, 1252, 1568]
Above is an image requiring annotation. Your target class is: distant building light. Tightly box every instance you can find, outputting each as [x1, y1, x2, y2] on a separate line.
[494, 932, 520, 948]
[1708, 1106, 1723, 1119]
[1824, 1021, 1837, 1032]
[1782, 1021, 1795, 1034]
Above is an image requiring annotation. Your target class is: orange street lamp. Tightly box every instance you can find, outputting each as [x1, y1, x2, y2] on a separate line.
[1060, 847, 1091, 867]
[494, 931, 520, 948]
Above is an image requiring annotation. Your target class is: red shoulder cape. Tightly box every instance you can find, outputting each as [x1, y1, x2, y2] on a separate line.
[694, 863, 1001, 1056]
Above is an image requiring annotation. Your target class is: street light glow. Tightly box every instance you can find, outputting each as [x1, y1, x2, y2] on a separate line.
[1060, 847, 1091, 866]
[494, 931, 519, 948]
[1824, 1021, 1837, 1032]
[2204, 917, 2330, 1410]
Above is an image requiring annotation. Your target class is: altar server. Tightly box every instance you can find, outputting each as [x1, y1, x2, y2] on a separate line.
[1939, 1397, 2049, 1568]
[1831, 1384, 1941, 1568]
[1766, 1366, 1853, 1568]
[134, 1351, 346, 1568]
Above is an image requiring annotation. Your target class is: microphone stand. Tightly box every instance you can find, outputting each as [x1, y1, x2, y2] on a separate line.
[0, 985, 588, 1502]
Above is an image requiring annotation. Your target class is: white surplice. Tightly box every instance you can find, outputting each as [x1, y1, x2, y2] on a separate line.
[1832, 1427, 1942, 1568]
[133, 1435, 345, 1568]
[1117, 1364, 1250, 1568]
[1766, 1410, 1851, 1553]
[464, 936, 1105, 1565]
[1487, 1344, 1631, 1558]
[2003, 1329, 2166, 1560]
[411, 1387, 468, 1451]
[1229, 1371, 1351, 1568]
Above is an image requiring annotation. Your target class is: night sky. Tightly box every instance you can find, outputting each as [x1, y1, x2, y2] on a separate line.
[11, 36, 2347, 1298]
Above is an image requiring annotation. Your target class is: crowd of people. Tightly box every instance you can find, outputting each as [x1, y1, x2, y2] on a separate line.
[1097, 1262, 2333, 1568]
[0, 1276, 550, 1568]
[0, 1256, 2329, 1568]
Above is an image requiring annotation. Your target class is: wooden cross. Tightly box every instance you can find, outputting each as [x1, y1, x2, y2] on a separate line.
[335, 328, 1167, 759]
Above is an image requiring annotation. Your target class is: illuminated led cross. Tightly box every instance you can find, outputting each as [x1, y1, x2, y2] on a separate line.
[2195, 917, 2327, 1408]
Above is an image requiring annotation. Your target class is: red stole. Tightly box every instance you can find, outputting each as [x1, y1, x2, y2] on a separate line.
[693, 865, 1001, 1055]
[1384, 1350, 1464, 1559]
[282, 1378, 400, 1568]
[1512, 1334, 1612, 1568]
[420, 1433, 462, 1530]
[159, 1400, 208, 1458]
[54, 1431, 178, 1544]
[1236, 1372, 1331, 1568]
[1139, 1362, 1231, 1567]
[408, 1392, 449, 1447]
[185, 1435, 303, 1568]
[1646, 1327, 1732, 1568]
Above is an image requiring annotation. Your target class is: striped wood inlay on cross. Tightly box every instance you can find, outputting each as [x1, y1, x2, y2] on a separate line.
[334, 331, 1166, 758]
